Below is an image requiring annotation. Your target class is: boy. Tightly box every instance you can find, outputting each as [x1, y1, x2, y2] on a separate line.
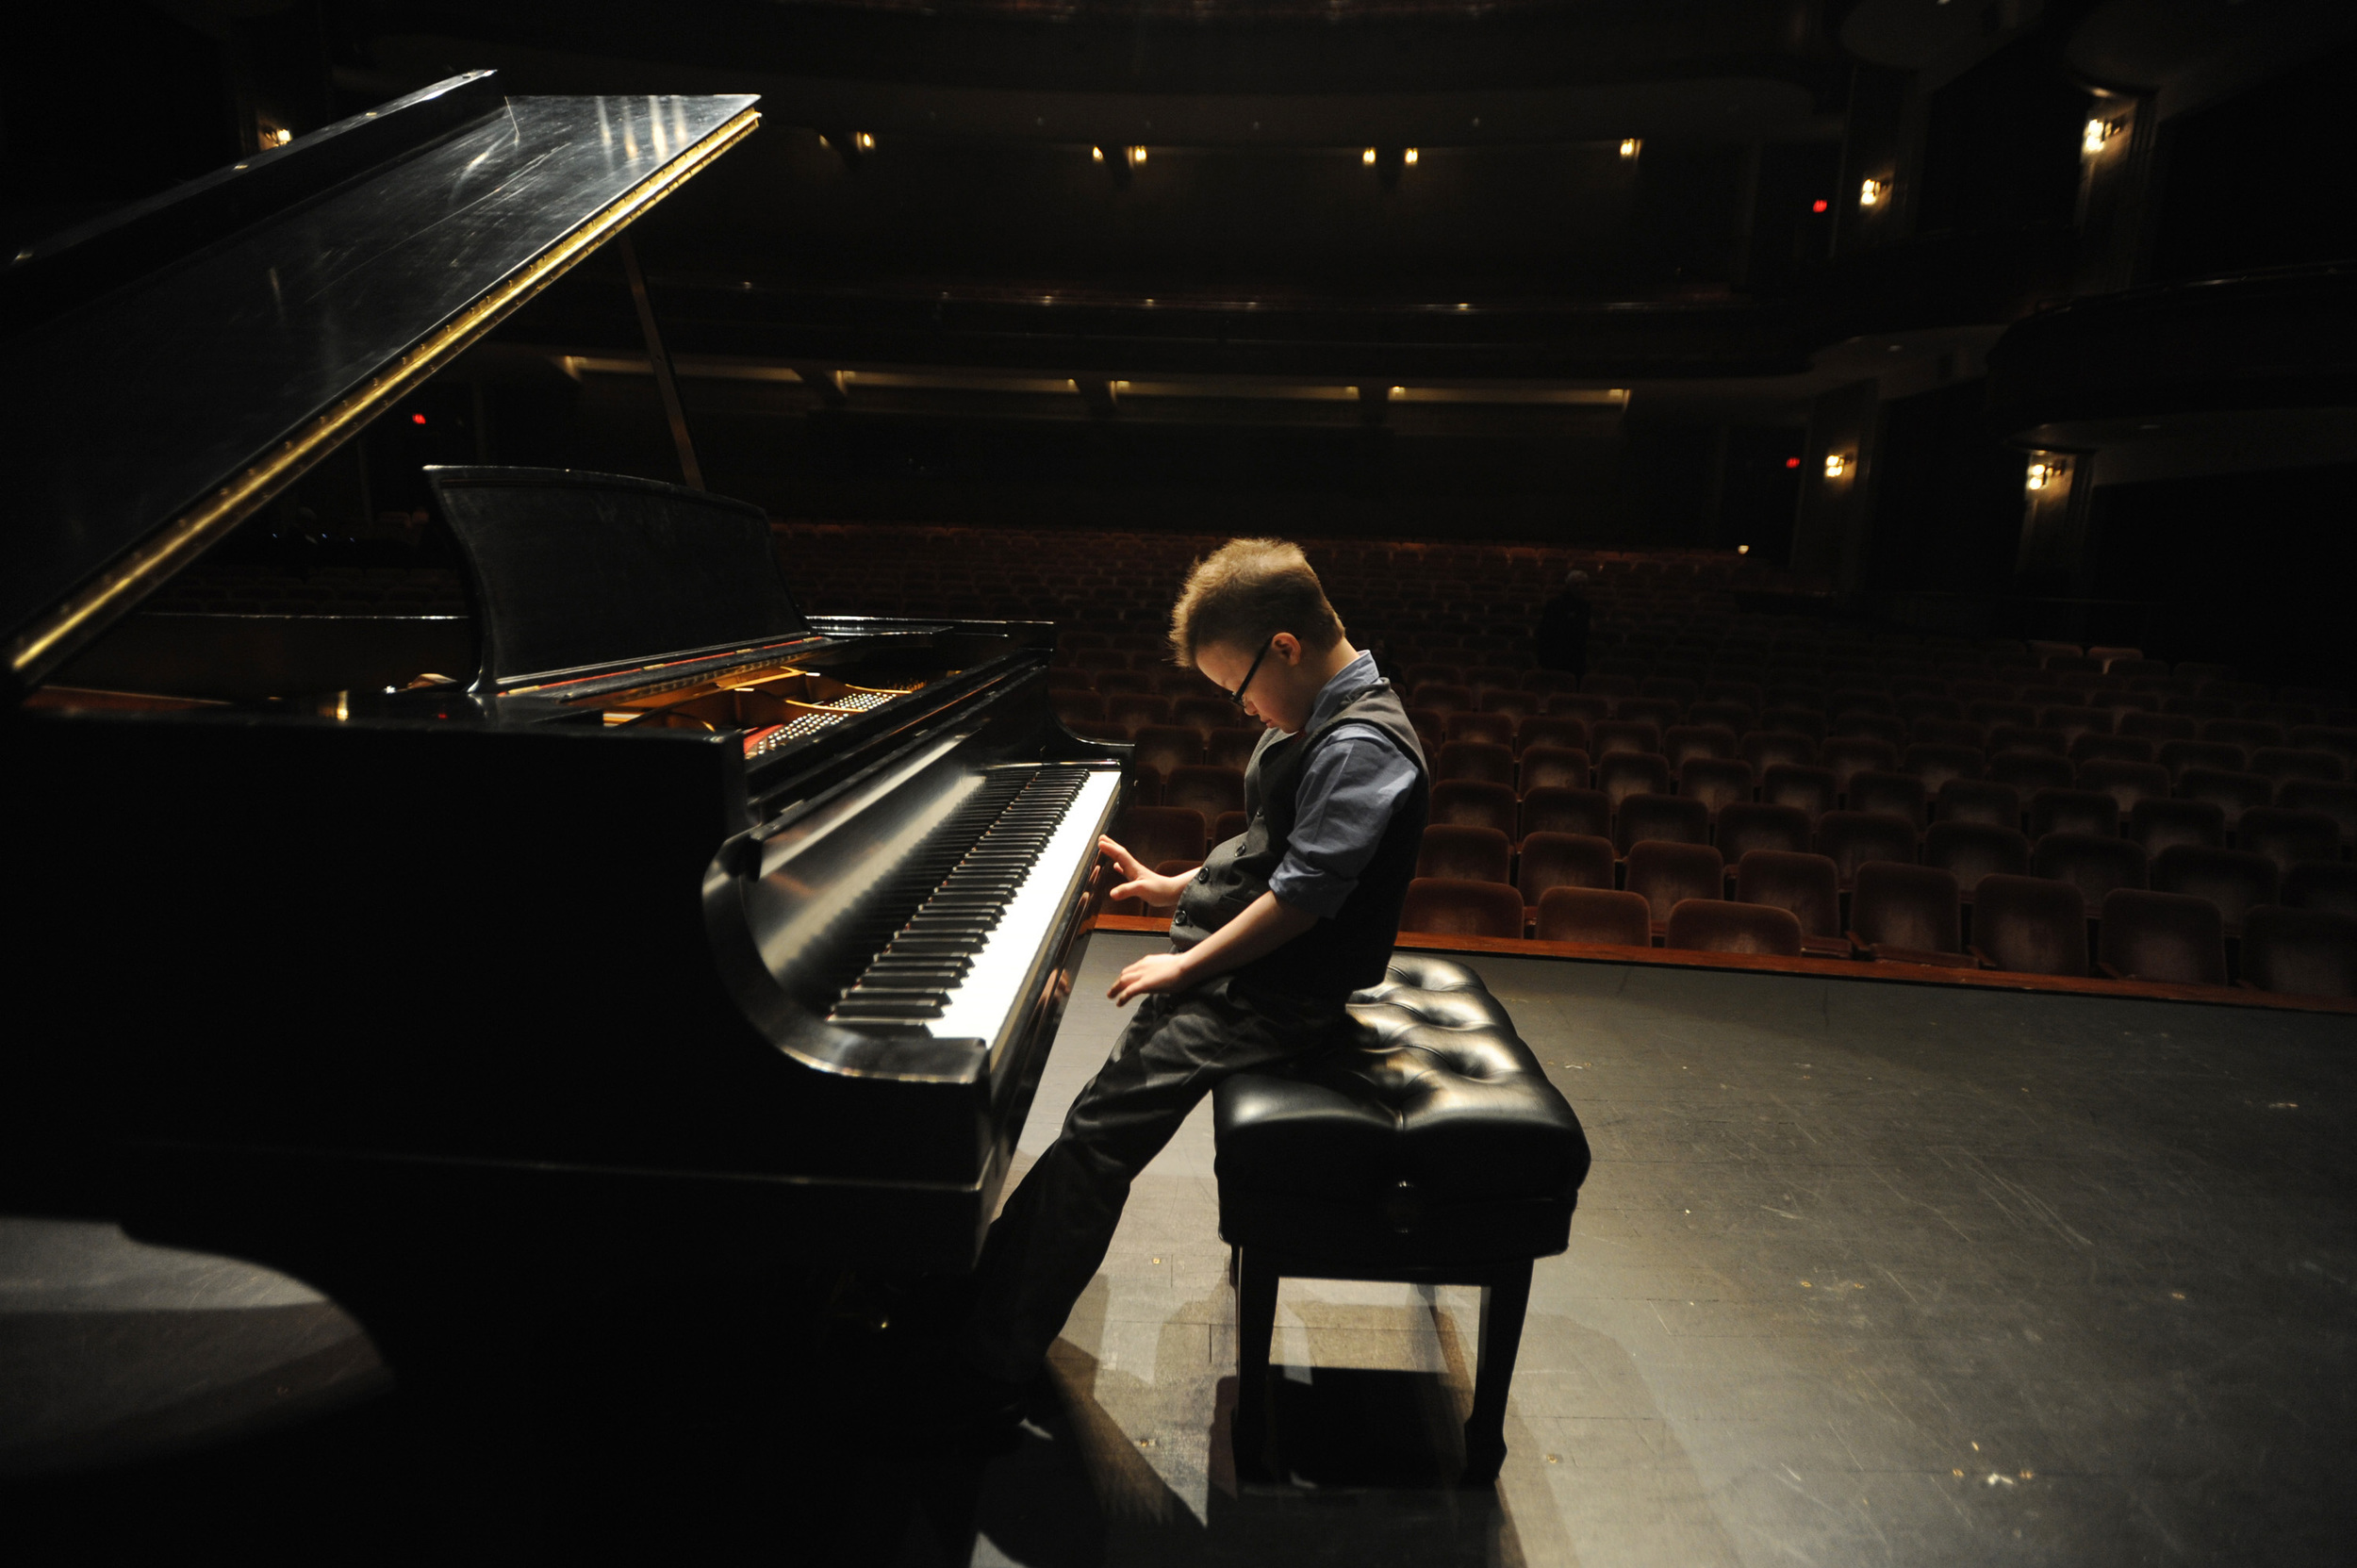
[954, 537, 1430, 1424]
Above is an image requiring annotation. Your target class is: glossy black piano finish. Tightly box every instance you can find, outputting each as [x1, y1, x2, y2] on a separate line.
[1, 74, 760, 697]
[2, 76, 1127, 1383]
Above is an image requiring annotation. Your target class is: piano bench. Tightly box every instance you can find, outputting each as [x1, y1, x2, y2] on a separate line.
[1211, 954, 1590, 1486]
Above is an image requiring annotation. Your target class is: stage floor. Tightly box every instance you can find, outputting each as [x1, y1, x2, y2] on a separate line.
[7, 933, 2354, 1564]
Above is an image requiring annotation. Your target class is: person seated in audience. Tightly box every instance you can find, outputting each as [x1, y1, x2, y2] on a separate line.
[951, 537, 1431, 1435]
[1534, 569, 1592, 676]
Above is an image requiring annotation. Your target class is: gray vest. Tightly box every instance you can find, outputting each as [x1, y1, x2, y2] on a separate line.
[1171, 679, 1430, 1001]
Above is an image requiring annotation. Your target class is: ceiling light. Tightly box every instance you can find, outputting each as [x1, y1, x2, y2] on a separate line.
[856, 132, 875, 151]
[1404, 148, 1418, 165]
[2083, 118, 2114, 156]
[1737, 545, 1751, 554]
[1363, 148, 1376, 165]
[1859, 178, 1884, 207]
[1824, 454, 1848, 478]
[1620, 138, 1640, 158]
[1092, 146, 1103, 161]
[1128, 145, 1146, 165]
[2026, 462, 2052, 491]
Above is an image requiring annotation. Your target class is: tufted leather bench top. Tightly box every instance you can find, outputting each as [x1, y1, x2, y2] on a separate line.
[1213, 954, 1590, 1267]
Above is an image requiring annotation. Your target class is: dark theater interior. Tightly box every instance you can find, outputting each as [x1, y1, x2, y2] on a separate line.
[5, 1, 2356, 1562]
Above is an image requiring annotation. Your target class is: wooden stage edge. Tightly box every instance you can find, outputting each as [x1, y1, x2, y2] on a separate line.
[1083, 914, 2357, 1017]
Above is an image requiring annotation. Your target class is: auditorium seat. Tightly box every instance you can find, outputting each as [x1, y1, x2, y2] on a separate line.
[2122, 712, 2199, 744]
[1848, 769, 1929, 826]
[1740, 730, 1818, 773]
[1213, 810, 1247, 844]
[1208, 728, 1264, 770]
[1517, 832, 1616, 910]
[2235, 808, 2342, 877]
[1970, 700, 2038, 730]
[1583, 674, 1639, 702]
[1399, 878, 1527, 940]
[1517, 745, 1591, 794]
[1833, 714, 1908, 748]
[1912, 718, 1988, 751]
[2160, 739, 2247, 780]
[1130, 725, 1208, 781]
[2277, 781, 2357, 846]
[1597, 751, 1673, 812]
[2284, 861, 2357, 918]
[2028, 787, 2119, 839]
[1716, 802, 1812, 864]
[1616, 794, 1711, 855]
[1625, 841, 1725, 923]
[2035, 833, 2149, 911]
[1813, 811, 1920, 890]
[1937, 778, 2024, 830]
[2151, 845, 2279, 937]
[2127, 797, 2226, 855]
[1592, 720, 1662, 757]
[1990, 724, 2069, 758]
[1166, 696, 1237, 735]
[2236, 908, 2357, 999]
[1849, 863, 1970, 966]
[1640, 675, 1700, 705]
[1674, 758, 1752, 818]
[2205, 718, 2284, 752]
[1734, 850, 1847, 955]
[1534, 886, 1653, 947]
[1822, 738, 1900, 793]
[1434, 740, 1516, 788]
[1476, 690, 1541, 724]
[1761, 764, 1839, 823]
[1545, 694, 1613, 726]
[2070, 734, 2157, 767]
[1922, 820, 2033, 898]
[1904, 743, 1983, 794]
[1402, 663, 1462, 690]
[1114, 806, 1210, 871]
[2076, 760, 2171, 821]
[1519, 786, 1612, 842]
[2178, 767, 2272, 831]
[1988, 751, 2076, 794]
[2041, 706, 2112, 746]
[1107, 695, 1175, 735]
[1445, 713, 1517, 749]
[1688, 701, 1756, 734]
[1515, 717, 1590, 755]
[1429, 781, 1520, 839]
[1163, 765, 1244, 833]
[1665, 900, 1803, 958]
[1405, 707, 1447, 755]
[1120, 767, 1163, 806]
[2292, 725, 2357, 764]
[2098, 889, 2227, 986]
[1970, 874, 2088, 977]
[1096, 671, 1155, 696]
[1662, 724, 1739, 767]
[1620, 697, 1684, 730]
[1412, 683, 1475, 715]
[2251, 748, 2345, 787]
[1054, 691, 1107, 725]
[1759, 705, 1829, 743]
[1418, 825, 1514, 884]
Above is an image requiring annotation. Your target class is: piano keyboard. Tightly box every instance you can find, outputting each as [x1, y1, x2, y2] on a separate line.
[826, 766, 1121, 1048]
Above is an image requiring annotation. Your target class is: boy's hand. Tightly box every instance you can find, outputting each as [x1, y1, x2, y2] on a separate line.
[1109, 951, 1193, 1005]
[1099, 834, 1193, 910]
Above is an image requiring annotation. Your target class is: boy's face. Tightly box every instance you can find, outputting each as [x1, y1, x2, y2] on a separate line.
[1197, 635, 1316, 735]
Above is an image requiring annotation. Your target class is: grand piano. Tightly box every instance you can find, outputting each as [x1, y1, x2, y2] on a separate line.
[2, 72, 1127, 1365]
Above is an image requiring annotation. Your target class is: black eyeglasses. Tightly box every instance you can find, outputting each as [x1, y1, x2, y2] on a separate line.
[1226, 636, 1277, 708]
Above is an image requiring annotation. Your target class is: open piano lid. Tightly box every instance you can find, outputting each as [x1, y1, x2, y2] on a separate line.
[0, 71, 761, 701]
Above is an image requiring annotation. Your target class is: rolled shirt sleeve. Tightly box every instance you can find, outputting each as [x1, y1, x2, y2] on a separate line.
[1265, 727, 1421, 920]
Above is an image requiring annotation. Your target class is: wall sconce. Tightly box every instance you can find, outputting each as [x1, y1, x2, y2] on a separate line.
[855, 132, 876, 151]
[1362, 147, 1377, 166]
[1824, 454, 1849, 479]
[1858, 178, 1885, 208]
[1737, 544, 1751, 555]
[1127, 145, 1146, 166]
[2026, 462, 2052, 491]
[1403, 148, 1418, 166]
[1091, 146, 1104, 162]
[1620, 138, 1641, 159]
[2082, 118, 2118, 157]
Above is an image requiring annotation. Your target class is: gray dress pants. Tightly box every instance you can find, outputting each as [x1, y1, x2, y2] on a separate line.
[960, 972, 1347, 1382]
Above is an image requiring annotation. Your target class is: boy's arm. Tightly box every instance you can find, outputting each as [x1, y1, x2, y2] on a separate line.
[1109, 892, 1316, 1004]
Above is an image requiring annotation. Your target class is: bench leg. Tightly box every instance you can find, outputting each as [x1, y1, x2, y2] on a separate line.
[1231, 1246, 1280, 1482]
[1462, 1259, 1532, 1484]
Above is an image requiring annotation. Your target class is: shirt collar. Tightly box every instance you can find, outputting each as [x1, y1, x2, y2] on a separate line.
[1306, 649, 1382, 733]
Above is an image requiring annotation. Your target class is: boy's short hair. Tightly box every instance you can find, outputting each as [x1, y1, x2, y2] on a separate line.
[1168, 538, 1344, 668]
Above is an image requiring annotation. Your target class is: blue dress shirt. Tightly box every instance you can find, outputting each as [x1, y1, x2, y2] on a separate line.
[1264, 650, 1424, 920]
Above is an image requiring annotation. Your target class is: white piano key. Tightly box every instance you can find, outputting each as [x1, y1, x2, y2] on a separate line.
[928, 767, 1121, 1052]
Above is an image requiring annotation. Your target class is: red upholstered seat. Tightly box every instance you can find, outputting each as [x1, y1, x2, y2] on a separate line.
[1517, 832, 1617, 908]
[1716, 801, 1811, 864]
[1209, 728, 1266, 770]
[1515, 717, 1591, 756]
[2236, 806, 2341, 874]
[1850, 862, 1969, 966]
[2098, 889, 2227, 986]
[1519, 786, 1612, 843]
[1970, 873, 2088, 977]
[1848, 768, 1928, 826]
[1821, 738, 1899, 793]
[1922, 820, 2032, 897]
[1676, 758, 1755, 817]
[2178, 767, 2272, 831]
[1761, 763, 1839, 824]
[1106, 694, 1175, 734]
[1444, 712, 1516, 749]
[1813, 811, 1920, 890]
[1213, 809, 1247, 844]
[1399, 878, 1527, 940]
[1592, 720, 1662, 757]
[1171, 696, 1241, 734]
[2028, 787, 2118, 839]
[2034, 832, 2148, 911]
[1987, 750, 2075, 794]
[1418, 824, 1514, 884]
[1434, 740, 1516, 788]
[1616, 794, 1711, 855]
[2278, 781, 2357, 846]
[1936, 778, 2022, 830]
[2284, 862, 2357, 917]
[1664, 900, 1802, 957]
[1517, 745, 1591, 794]
[1429, 780, 1520, 838]
[2151, 845, 2279, 936]
[2077, 760, 2171, 819]
[1662, 724, 1739, 767]
[1113, 806, 1210, 871]
[1597, 751, 1673, 812]
[2159, 740, 2247, 781]
[2238, 907, 2357, 999]
[1740, 730, 1819, 773]
[1534, 886, 1653, 946]
[2071, 734, 2156, 767]
[1163, 765, 1244, 833]
[1625, 840, 1725, 923]
[2126, 797, 2224, 854]
[1735, 850, 1844, 949]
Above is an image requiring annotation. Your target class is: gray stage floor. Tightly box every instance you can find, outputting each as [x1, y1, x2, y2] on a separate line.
[6, 933, 2353, 1564]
